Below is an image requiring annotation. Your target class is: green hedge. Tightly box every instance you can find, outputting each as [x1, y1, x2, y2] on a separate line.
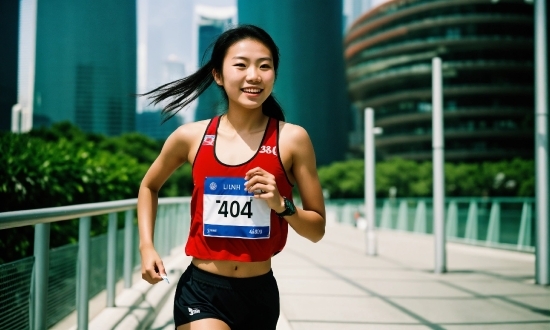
[318, 158, 534, 199]
[0, 122, 192, 263]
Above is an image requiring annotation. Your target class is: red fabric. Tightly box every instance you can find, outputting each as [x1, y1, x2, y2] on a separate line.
[185, 116, 293, 262]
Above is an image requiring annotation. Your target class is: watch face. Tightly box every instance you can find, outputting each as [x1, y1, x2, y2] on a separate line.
[278, 197, 296, 217]
[285, 198, 296, 214]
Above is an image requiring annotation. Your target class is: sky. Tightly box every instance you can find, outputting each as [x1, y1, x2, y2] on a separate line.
[137, 0, 388, 121]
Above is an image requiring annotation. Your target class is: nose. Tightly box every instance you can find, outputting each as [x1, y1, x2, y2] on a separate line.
[246, 67, 261, 83]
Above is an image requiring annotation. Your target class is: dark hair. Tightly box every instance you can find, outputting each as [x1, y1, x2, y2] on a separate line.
[142, 24, 285, 122]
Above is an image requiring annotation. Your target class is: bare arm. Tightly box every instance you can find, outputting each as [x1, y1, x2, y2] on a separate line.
[138, 124, 195, 283]
[283, 125, 326, 242]
[244, 124, 326, 242]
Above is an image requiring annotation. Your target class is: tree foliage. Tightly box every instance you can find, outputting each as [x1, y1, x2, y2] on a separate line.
[0, 122, 192, 263]
[318, 157, 534, 199]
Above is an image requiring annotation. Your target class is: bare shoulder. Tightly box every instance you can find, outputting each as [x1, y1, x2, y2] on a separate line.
[279, 122, 311, 146]
[171, 119, 209, 142]
[160, 119, 210, 163]
[279, 122, 311, 153]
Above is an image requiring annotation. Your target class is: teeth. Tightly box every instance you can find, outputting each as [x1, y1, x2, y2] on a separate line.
[242, 88, 261, 93]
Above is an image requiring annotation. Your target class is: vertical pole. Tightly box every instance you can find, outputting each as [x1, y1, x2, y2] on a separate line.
[432, 57, 446, 273]
[535, 0, 549, 285]
[33, 223, 50, 330]
[124, 210, 134, 288]
[107, 212, 118, 307]
[78, 216, 91, 330]
[364, 108, 377, 256]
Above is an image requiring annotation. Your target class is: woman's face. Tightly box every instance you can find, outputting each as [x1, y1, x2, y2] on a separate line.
[214, 38, 275, 111]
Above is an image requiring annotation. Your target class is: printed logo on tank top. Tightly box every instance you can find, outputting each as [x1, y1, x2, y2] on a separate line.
[259, 145, 277, 156]
[203, 177, 271, 239]
[202, 135, 215, 146]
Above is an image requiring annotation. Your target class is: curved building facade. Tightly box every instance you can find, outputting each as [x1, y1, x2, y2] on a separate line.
[344, 0, 534, 161]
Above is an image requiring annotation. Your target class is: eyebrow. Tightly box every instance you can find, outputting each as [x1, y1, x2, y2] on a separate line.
[232, 56, 273, 62]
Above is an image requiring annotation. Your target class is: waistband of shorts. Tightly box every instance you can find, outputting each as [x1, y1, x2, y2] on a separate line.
[188, 262, 274, 289]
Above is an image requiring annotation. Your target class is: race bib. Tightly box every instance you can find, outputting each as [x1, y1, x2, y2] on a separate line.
[203, 177, 271, 239]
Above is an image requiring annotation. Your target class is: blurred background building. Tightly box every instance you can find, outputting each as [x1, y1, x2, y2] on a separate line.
[238, 0, 352, 165]
[344, 0, 535, 161]
[31, 0, 137, 136]
[135, 0, 235, 139]
[3, 0, 544, 164]
[193, 5, 236, 121]
[0, 1, 19, 132]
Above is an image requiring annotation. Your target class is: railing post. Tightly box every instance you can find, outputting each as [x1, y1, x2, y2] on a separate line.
[518, 202, 533, 250]
[33, 223, 50, 330]
[486, 202, 501, 246]
[124, 210, 134, 288]
[413, 200, 427, 233]
[342, 204, 354, 226]
[465, 201, 478, 242]
[396, 200, 408, 231]
[167, 205, 174, 252]
[380, 200, 392, 229]
[78, 216, 91, 330]
[156, 206, 165, 256]
[446, 201, 458, 238]
[107, 212, 118, 307]
[180, 203, 188, 245]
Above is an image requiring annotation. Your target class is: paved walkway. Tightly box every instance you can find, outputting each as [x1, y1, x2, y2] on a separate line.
[147, 219, 550, 330]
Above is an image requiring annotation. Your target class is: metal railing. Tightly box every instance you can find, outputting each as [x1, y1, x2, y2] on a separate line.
[0, 197, 190, 330]
[327, 197, 535, 252]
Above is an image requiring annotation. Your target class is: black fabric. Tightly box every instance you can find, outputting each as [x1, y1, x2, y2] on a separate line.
[173, 263, 280, 330]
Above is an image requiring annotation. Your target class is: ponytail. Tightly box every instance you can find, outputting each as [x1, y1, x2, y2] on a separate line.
[141, 61, 215, 123]
[262, 94, 285, 121]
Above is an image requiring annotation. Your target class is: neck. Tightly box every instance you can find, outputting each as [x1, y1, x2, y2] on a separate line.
[223, 107, 267, 133]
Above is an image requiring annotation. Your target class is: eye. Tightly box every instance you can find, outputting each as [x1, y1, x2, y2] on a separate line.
[233, 63, 246, 67]
[260, 64, 272, 69]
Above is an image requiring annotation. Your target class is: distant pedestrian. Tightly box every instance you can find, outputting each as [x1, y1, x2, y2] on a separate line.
[137, 24, 326, 330]
[354, 211, 367, 231]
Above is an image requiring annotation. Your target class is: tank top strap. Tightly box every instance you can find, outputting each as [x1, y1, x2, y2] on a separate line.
[205, 116, 220, 136]
[261, 117, 279, 147]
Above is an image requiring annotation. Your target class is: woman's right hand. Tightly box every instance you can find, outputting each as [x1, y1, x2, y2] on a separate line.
[140, 245, 166, 284]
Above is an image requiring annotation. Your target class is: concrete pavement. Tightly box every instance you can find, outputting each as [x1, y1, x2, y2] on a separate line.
[271, 223, 550, 329]
[146, 219, 549, 329]
[75, 216, 550, 330]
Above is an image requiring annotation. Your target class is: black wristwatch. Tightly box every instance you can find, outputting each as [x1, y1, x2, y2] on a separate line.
[275, 196, 296, 217]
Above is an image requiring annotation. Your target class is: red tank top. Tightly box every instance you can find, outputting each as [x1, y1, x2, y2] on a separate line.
[185, 115, 293, 262]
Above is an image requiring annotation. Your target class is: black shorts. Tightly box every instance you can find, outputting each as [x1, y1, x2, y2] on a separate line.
[173, 263, 280, 330]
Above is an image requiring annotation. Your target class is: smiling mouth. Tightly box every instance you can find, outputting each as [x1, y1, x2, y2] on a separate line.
[241, 88, 262, 94]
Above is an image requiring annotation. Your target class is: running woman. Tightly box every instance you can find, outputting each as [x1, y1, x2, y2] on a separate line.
[138, 24, 326, 330]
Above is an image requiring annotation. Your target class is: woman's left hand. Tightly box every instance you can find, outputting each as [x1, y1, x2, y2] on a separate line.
[244, 167, 284, 213]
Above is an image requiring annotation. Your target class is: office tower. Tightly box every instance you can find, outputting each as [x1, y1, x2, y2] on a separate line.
[136, 109, 183, 140]
[193, 5, 236, 122]
[345, 0, 535, 161]
[137, 0, 193, 134]
[0, 1, 19, 132]
[32, 1, 136, 135]
[238, 0, 351, 165]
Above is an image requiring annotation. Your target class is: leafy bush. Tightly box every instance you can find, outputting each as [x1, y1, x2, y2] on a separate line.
[0, 122, 192, 263]
[318, 157, 534, 199]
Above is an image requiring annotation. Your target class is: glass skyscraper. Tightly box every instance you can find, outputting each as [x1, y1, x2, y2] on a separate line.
[0, 1, 19, 132]
[194, 5, 235, 122]
[33, 0, 136, 136]
[238, 0, 351, 165]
